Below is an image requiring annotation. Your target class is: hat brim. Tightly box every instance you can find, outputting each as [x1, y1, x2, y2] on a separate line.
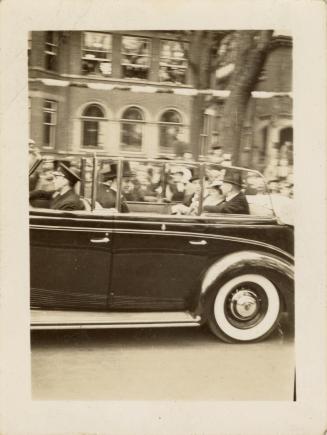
[223, 179, 243, 188]
[101, 170, 135, 181]
[208, 181, 223, 189]
[56, 163, 81, 184]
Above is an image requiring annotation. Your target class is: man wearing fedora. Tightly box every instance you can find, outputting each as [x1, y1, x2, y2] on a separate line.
[203, 169, 249, 215]
[96, 162, 132, 212]
[30, 161, 84, 211]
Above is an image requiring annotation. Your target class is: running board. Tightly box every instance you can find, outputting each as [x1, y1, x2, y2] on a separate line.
[31, 309, 201, 330]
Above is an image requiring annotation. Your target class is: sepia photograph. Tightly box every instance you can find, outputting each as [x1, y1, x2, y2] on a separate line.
[0, 1, 326, 434]
[28, 29, 295, 401]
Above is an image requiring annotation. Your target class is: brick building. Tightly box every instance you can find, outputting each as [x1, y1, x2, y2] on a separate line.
[28, 31, 292, 172]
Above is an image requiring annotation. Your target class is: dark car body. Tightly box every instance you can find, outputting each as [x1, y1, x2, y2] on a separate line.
[30, 157, 294, 343]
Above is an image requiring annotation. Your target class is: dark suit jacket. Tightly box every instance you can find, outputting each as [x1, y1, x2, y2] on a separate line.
[29, 189, 53, 208]
[183, 192, 195, 207]
[203, 191, 250, 214]
[96, 184, 129, 212]
[167, 183, 186, 202]
[50, 189, 84, 211]
[30, 189, 84, 210]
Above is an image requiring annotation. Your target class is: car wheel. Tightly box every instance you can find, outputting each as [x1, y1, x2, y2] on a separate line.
[208, 274, 281, 343]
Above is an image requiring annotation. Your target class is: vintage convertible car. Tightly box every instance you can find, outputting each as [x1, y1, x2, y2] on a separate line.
[29, 156, 294, 343]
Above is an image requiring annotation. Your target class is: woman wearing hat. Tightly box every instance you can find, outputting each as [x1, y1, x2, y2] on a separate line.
[166, 165, 192, 202]
[202, 179, 224, 209]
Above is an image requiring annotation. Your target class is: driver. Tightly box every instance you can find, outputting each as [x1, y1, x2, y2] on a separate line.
[51, 163, 84, 210]
[30, 162, 84, 211]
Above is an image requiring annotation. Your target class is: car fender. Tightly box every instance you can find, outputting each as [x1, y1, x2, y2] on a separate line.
[194, 250, 294, 321]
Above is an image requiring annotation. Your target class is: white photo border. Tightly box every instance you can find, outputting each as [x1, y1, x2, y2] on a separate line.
[0, 1, 326, 434]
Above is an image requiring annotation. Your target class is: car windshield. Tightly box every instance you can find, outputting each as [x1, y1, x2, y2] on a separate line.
[29, 156, 278, 219]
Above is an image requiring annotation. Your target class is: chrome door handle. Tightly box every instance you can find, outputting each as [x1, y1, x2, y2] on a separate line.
[90, 236, 110, 244]
[189, 240, 207, 245]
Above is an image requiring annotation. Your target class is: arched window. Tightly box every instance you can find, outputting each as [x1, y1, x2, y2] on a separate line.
[159, 109, 183, 155]
[82, 104, 105, 147]
[120, 106, 144, 153]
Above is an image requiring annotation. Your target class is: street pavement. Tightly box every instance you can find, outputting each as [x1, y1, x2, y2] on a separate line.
[31, 319, 294, 401]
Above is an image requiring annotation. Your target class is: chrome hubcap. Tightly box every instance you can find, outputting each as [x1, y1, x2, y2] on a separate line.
[229, 289, 259, 321]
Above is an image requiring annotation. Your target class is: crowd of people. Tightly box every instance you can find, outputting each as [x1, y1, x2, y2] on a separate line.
[264, 143, 294, 199]
[28, 139, 292, 215]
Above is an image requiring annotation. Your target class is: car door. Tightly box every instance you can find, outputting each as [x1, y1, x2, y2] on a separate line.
[30, 209, 114, 310]
[109, 213, 210, 311]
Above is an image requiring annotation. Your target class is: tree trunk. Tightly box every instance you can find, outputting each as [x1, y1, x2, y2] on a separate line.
[189, 31, 214, 158]
[219, 30, 273, 165]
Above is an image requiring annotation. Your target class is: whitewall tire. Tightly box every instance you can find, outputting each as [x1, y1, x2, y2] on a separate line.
[208, 274, 281, 343]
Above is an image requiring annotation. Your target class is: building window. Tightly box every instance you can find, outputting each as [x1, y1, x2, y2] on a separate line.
[121, 36, 151, 80]
[82, 104, 105, 148]
[44, 31, 58, 71]
[203, 103, 224, 154]
[209, 113, 222, 148]
[159, 110, 183, 155]
[120, 107, 144, 153]
[82, 32, 112, 77]
[159, 40, 189, 84]
[43, 100, 57, 148]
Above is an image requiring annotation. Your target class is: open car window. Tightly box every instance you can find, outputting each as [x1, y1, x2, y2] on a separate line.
[29, 156, 276, 219]
[29, 158, 57, 209]
[29, 156, 93, 212]
[117, 159, 275, 219]
[118, 159, 200, 215]
[200, 163, 275, 218]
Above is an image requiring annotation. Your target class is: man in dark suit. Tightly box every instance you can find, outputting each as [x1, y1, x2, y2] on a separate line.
[96, 162, 132, 213]
[30, 162, 84, 211]
[203, 169, 249, 215]
[50, 163, 84, 210]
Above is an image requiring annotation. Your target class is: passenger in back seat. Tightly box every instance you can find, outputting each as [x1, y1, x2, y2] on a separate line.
[204, 170, 249, 215]
[97, 163, 130, 213]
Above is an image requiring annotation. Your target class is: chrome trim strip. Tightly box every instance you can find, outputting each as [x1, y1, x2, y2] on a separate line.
[201, 250, 294, 295]
[30, 213, 277, 226]
[30, 309, 201, 329]
[30, 224, 293, 260]
[31, 225, 110, 233]
[31, 323, 200, 330]
[114, 229, 293, 260]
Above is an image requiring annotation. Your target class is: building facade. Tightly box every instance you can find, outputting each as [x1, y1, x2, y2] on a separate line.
[29, 31, 292, 173]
